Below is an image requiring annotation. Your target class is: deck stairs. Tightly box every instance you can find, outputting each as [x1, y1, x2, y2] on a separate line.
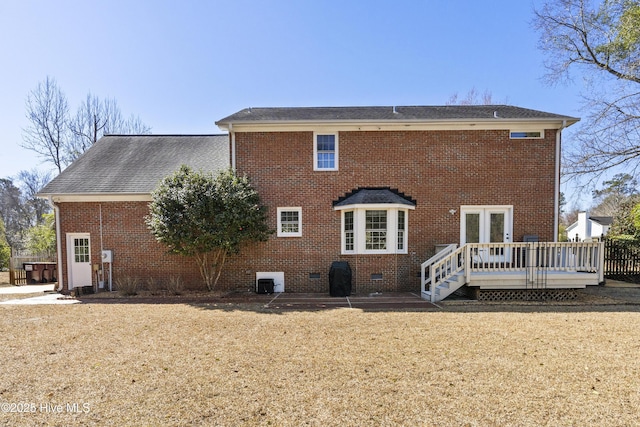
[422, 271, 465, 302]
[421, 244, 467, 303]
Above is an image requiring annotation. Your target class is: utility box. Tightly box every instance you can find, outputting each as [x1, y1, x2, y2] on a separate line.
[329, 261, 352, 297]
[101, 250, 113, 263]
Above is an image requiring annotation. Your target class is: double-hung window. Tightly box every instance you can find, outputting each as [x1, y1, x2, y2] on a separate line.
[366, 210, 387, 250]
[397, 211, 406, 251]
[277, 207, 302, 237]
[344, 211, 355, 251]
[314, 133, 338, 171]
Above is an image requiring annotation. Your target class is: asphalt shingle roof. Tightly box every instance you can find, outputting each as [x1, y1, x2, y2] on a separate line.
[333, 188, 417, 208]
[216, 105, 578, 125]
[39, 135, 230, 195]
[590, 216, 614, 226]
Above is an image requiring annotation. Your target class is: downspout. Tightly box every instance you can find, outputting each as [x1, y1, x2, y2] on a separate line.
[47, 196, 64, 292]
[229, 123, 236, 171]
[99, 203, 104, 290]
[554, 120, 567, 243]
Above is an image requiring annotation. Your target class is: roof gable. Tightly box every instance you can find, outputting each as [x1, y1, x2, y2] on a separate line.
[39, 135, 230, 197]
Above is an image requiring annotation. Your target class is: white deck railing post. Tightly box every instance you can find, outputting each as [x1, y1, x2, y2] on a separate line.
[598, 241, 605, 283]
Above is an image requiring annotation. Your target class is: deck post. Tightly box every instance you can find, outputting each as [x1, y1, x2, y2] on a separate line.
[430, 264, 436, 303]
[528, 242, 537, 284]
[464, 245, 470, 283]
[598, 241, 605, 283]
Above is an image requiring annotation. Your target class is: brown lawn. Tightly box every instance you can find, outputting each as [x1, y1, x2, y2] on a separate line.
[0, 301, 639, 426]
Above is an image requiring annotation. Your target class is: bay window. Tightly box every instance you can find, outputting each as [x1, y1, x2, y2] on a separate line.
[339, 207, 409, 254]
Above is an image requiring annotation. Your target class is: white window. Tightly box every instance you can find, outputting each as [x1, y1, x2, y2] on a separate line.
[397, 210, 406, 251]
[344, 211, 354, 251]
[510, 130, 543, 139]
[340, 207, 409, 254]
[277, 207, 302, 237]
[314, 132, 338, 171]
[366, 210, 387, 250]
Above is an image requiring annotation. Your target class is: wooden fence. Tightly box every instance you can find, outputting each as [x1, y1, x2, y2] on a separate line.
[604, 238, 640, 282]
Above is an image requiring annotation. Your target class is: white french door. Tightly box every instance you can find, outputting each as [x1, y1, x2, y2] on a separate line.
[66, 233, 92, 289]
[461, 206, 512, 263]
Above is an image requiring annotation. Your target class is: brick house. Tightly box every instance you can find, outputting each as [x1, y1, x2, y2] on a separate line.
[40, 105, 605, 300]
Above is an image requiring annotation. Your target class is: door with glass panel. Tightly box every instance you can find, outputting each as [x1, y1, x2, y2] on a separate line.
[461, 207, 512, 263]
[66, 233, 92, 289]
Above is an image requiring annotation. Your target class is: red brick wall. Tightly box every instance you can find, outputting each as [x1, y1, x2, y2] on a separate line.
[56, 128, 558, 294]
[230, 129, 558, 293]
[57, 201, 204, 292]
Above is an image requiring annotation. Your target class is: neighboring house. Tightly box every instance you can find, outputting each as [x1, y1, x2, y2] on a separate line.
[39, 105, 606, 301]
[566, 212, 613, 242]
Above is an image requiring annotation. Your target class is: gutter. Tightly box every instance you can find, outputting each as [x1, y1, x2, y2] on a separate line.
[46, 196, 64, 292]
[215, 117, 580, 129]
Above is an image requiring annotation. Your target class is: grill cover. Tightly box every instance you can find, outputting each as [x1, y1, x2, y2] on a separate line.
[329, 261, 352, 297]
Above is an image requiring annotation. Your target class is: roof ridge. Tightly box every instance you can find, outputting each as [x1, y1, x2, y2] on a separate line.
[103, 133, 228, 137]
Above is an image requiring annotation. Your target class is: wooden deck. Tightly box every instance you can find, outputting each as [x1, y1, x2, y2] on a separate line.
[422, 242, 605, 302]
[466, 270, 600, 289]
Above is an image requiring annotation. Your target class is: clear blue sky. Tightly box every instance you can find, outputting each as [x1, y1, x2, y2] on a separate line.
[0, 1, 586, 198]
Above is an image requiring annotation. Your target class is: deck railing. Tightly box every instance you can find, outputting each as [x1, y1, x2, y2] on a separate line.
[422, 241, 605, 300]
[467, 242, 604, 279]
[420, 244, 457, 294]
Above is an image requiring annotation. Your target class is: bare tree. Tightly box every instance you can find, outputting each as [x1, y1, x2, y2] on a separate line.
[16, 169, 53, 226]
[0, 178, 30, 251]
[446, 88, 504, 105]
[68, 95, 151, 162]
[21, 77, 69, 173]
[22, 77, 152, 170]
[120, 114, 152, 135]
[534, 0, 640, 183]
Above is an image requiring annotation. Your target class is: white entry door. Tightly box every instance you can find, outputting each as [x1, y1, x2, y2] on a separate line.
[461, 206, 512, 263]
[67, 233, 92, 289]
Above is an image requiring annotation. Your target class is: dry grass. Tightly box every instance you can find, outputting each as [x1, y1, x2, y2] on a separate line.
[0, 302, 639, 426]
[0, 272, 9, 285]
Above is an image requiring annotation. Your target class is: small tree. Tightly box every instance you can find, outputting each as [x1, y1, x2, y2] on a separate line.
[146, 166, 272, 291]
[0, 218, 10, 270]
[24, 213, 56, 258]
[609, 194, 640, 237]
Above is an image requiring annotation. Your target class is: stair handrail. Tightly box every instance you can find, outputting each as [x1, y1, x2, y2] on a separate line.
[421, 244, 458, 294]
[429, 246, 466, 302]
